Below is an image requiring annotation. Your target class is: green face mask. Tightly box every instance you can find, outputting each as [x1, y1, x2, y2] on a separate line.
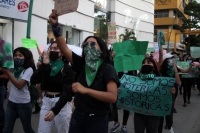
[84, 46, 103, 86]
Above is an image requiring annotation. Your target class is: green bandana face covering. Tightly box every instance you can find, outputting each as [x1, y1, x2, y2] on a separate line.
[49, 59, 64, 76]
[84, 46, 103, 86]
[139, 73, 156, 79]
[13, 67, 24, 80]
[167, 66, 174, 77]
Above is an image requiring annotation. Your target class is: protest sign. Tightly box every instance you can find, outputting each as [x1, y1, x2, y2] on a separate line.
[117, 74, 175, 116]
[182, 68, 199, 78]
[0, 39, 14, 68]
[22, 38, 37, 48]
[152, 50, 166, 62]
[177, 61, 190, 69]
[146, 47, 154, 54]
[154, 43, 159, 52]
[190, 47, 200, 58]
[113, 41, 148, 72]
[107, 22, 117, 44]
[54, 0, 79, 16]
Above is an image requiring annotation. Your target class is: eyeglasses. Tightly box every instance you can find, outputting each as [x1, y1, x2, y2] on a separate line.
[82, 41, 96, 48]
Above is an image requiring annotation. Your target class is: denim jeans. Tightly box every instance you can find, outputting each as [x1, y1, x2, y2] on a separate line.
[134, 113, 160, 133]
[0, 86, 6, 125]
[69, 109, 108, 133]
[3, 100, 35, 133]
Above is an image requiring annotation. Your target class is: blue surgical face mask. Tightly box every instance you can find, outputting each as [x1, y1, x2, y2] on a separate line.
[175, 58, 179, 62]
[14, 58, 24, 67]
[168, 59, 174, 66]
[187, 60, 192, 63]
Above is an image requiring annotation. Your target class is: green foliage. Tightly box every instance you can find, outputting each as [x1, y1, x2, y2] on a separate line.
[181, 0, 200, 52]
[119, 29, 136, 42]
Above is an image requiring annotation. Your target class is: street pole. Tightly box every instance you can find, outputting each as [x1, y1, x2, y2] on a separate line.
[26, 0, 34, 39]
[167, 15, 176, 52]
[12, 19, 14, 51]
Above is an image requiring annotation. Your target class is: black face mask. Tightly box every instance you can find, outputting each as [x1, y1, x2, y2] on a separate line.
[141, 65, 154, 74]
[49, 51, 60, 61]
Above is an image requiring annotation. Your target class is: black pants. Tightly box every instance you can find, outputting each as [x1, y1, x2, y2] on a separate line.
[182, 78, 194, 103]
[134, 113, 160, 133]
[158, 95, 174, 132]
[113, 103, 130, 125]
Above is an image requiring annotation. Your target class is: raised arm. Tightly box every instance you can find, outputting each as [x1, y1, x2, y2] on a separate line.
[49, 10, 73, 63]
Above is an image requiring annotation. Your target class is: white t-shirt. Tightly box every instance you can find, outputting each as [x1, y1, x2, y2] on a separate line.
[9, 67, 33, 103]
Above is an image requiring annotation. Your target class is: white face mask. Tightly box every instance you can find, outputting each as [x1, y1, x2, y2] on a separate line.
[168, 59, 174, 66]
[187, 60, 192, 63]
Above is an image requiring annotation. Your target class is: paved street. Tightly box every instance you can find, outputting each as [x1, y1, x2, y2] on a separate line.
[3, 86, 200, 133]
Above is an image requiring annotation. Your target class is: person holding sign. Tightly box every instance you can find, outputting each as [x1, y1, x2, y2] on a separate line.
[0, 47, 35, 133]
[49, 10, 120, 133]
[133, 57, 175, 133]
[31, 41, 75, 133]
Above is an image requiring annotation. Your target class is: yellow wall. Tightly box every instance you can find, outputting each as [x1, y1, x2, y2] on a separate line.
[161, 29, 181, 43]
[155, 17, 183, 27]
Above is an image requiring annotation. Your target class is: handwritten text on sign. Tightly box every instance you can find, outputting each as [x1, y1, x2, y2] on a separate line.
[107, 22, 116, 43]
[117, 75, 175, 116]
[54, 0, 79, 16]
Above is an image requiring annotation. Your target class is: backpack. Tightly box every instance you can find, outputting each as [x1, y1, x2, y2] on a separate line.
[27, 83, 40, 104]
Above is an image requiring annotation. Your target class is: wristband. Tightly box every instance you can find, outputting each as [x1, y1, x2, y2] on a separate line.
[52, 23, 62, 38]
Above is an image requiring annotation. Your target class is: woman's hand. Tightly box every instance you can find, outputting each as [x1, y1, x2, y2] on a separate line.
[111, 52, 116, 58]
[170, 87, 176, 94]
[43, 52, 50, 64]
[72, 82, 88, 94]
[0, 67, 9, 73]
[44, 111, 55, 121]
[49, 10, 58, 25]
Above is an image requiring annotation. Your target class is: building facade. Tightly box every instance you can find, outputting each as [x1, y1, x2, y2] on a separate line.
[154, 0, 189, 54]
[0, 0, 154, 62]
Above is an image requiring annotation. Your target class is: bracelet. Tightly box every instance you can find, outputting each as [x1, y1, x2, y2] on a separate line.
[52, 23, 62, 38]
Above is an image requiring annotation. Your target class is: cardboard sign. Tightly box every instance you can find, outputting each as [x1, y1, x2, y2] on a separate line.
[113, 41, 148, 72]
[54, 0, 79, 16]
[190, 47, 200, 58]
[0, 39, 14, 68]
[117, 74, 175, 116]
[107, 22, 117, 44]
[177, 61, 190, 69]
[22, 38, 37, 48]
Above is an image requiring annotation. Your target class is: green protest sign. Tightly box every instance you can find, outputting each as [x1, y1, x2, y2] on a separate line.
[146, 47, 154, 54]
[113, 40, 148, 72]
[22, 38, 37, 48]
[0, 39, 14, 68]
[117, 74, 175, 116]
[177, 61, 190, 69]
[190, 47, 200, 58]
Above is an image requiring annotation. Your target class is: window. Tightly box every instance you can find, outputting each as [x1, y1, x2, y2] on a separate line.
[155, 10, 169, 18]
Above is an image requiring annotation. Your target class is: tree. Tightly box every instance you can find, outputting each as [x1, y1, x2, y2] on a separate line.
[119, 28, 136, 42]
[181, 0, 200, 52]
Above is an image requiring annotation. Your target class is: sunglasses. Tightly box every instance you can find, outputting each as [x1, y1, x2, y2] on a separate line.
[82, 41, 96, 48]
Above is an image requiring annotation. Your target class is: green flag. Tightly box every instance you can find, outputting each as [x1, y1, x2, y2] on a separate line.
[113, 40, 148, 72]
[158, 30, 165, 45]
[0, 39, 14, 68]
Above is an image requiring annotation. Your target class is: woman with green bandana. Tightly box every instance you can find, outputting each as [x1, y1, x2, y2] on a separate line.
[49, 10, 120, 133]
[159, 53, 193, 133]
[0, 47, 35, 133]
[30, 41, 75, 133]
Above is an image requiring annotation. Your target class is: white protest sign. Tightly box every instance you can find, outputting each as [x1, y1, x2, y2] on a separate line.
[154, 43, 159, 52]
[0, 0, 30, 21]
[54, 0, 79, 16]
[107, 22, 116, 44]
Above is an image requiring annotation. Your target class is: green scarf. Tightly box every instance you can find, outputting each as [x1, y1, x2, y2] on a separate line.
[139, 73, 156, 80]
[13, 67, 24, 80]
[49, 59, 64, 76]
[167, 66, 174, 77]
[84, 45, 102, 86]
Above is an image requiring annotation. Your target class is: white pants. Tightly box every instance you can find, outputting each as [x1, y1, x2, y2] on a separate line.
[38, 96, 72, 133]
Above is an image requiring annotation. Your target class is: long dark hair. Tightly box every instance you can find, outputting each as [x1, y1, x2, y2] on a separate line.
[141, 57, 160, 76]
[160, 58, 169, 77]
[81, 36, 112, 64]
[13, 47, 36, 70]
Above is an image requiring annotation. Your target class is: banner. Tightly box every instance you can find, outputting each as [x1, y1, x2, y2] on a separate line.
[0, 39, 14, 68]
[22, 38, 37, 48]
[107, 22, 116, 44]
[190, 47, 200, 58]
[113, 40, 148, 72]
[54, 0, 79, 16]
[0, 0, 30, 21]
[117, 75, 175, 116]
